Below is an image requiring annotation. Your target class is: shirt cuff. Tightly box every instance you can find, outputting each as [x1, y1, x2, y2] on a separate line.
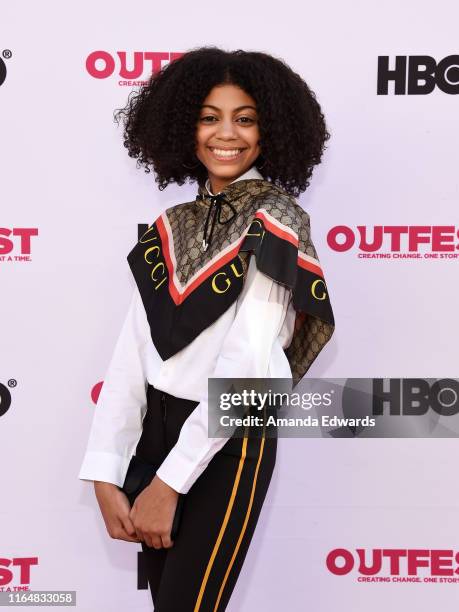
[78, 451, 132, 487]
[155, 436, 228, 494]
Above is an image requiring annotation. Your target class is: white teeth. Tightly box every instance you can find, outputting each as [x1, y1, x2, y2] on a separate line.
[210, 148, 244, 157]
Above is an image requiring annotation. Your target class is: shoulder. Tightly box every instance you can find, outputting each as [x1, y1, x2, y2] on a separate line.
[250, 181, 311, 237]
[143, 198, 195, 230]
[164, 198, 195, 214]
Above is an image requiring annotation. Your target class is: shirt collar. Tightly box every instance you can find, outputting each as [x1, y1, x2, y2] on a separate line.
[204, 166, 264, 196]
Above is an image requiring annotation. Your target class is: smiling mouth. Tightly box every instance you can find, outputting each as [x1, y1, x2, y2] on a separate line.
[208, 147, 247, 161]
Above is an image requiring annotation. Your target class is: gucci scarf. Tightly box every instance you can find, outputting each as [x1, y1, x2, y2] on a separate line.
[127, 178, 335, 388]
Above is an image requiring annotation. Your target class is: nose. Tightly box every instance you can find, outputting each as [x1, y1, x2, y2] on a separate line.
[214, 117, 238, 140]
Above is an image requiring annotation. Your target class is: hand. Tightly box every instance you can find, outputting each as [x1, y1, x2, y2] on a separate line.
[94, 481, 141, 543]
[129, 475, 179, 549]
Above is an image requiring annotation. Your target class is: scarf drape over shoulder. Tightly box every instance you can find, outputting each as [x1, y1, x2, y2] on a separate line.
[127, 178, 335, 387]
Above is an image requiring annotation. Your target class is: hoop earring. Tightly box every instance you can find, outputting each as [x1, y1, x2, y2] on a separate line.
[256, 156, 266, 170]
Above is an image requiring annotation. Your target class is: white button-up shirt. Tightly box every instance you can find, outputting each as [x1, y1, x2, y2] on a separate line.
[78, 166, 296, 494]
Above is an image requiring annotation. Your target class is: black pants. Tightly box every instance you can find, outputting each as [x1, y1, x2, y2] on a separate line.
[128, 384, 277, 611]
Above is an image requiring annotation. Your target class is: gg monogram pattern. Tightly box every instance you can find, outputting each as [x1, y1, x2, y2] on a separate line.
[157, 178, 335, 387]
[285, 313, 335, 387]
[165, 179, 316, 286]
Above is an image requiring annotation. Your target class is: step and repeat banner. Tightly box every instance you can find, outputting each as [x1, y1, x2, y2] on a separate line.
[1, 1, 458, 610]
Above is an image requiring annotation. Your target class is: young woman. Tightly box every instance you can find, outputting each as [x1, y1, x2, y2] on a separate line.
[79, 46, 335, 611]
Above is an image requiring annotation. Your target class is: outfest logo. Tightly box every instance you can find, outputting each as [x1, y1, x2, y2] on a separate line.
[0, 228, 38, 262]
[0, 557, 38, 591]
[85, 51, 184, 86]
[327, 548, 459, 583]
[327, 225, 459, 259]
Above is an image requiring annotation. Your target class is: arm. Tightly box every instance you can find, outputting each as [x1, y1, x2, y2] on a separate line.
[155, 253, 292, 494]
[78, 285, 161, 486]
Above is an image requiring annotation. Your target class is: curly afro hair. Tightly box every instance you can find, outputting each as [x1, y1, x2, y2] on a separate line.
[113, 46, 330, 198]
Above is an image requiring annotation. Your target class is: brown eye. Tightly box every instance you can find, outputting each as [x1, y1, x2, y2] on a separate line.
[200, 116, 217, 123]
[236, 117, 256, 124]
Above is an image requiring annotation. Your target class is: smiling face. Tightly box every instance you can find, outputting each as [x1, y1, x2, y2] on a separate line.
[195, 83, 261, 194]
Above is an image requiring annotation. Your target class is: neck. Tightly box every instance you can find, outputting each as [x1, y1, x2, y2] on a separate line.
[201, 166, 264, 200]
[207, 176, 233, 195]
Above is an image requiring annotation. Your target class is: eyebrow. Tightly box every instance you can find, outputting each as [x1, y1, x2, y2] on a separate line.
[201, 104, 257, 112]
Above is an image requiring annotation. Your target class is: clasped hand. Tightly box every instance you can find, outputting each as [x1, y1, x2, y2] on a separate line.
[94, 476, 179, 548]
[129, 474, 179, 549]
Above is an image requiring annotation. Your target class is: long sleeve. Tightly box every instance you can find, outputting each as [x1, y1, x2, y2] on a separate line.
[155, 254, 292, 494]
[78, 286, 161, 486]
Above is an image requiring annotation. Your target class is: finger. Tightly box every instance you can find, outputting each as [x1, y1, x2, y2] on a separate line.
[120, 515, 138, 538]
[108, 522, 141, 543]
[134, 525, 145, 543]
[161, 533, 173, 549]
[146, 534, 163, 550]
[117, 528, 143, 543]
